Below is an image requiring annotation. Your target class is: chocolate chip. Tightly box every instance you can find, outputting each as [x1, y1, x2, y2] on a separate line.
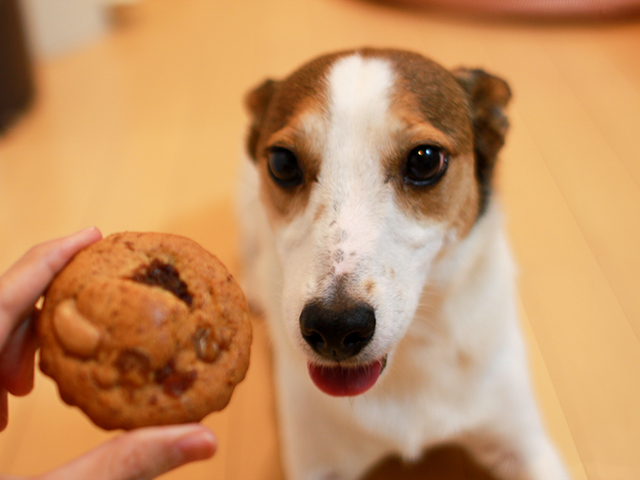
[154, 361, 175, 384]
[115, 349, 151, 387]
[130, 260, 192, 306]
[162, 370, 197, 397]
[193, 326, 221, 363]
[154, 361, 197, 397]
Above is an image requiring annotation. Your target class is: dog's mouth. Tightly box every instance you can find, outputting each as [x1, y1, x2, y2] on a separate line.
[307, 355, 387, 396]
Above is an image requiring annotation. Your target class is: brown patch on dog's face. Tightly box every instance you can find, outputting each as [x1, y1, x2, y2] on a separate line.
[390, 147, 480, 240]
[256, 116, 322, 223]
[370, 49, 475, 153]
[368, 50, 480, 239]
[381, 114, 480, 238]
[363, 49, 510, 239]
[364, 278, 376, 296]
[245, 53, 346, 224]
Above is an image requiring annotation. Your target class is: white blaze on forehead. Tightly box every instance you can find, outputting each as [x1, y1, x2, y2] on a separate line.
[326, 54, 396, 130]
[322, 53, 396, 189]
[309, 54, 397, 278]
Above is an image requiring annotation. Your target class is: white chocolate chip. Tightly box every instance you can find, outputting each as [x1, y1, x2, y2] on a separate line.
[53, 299, 101, 357]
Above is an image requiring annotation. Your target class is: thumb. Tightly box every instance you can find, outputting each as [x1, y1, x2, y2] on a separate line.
[39, 424, 216, 480]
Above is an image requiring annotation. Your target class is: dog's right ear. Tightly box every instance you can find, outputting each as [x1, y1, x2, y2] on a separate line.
[244, 79, 279, 161]
[453, 68, 511, 215]
[453, 68, 511, 163]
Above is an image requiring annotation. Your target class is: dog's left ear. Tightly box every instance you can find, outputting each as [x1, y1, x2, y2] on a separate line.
[454, 68, 511, 212]
[244, 79, 279, 161]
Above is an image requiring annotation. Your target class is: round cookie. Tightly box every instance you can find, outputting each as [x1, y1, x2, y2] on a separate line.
[38, 232, 252, 430]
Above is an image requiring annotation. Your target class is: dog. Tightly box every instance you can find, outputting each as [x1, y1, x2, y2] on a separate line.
[238, 48, 569, 480]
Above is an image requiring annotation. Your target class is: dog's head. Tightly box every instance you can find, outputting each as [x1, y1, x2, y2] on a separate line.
[244, 48, 510, 396]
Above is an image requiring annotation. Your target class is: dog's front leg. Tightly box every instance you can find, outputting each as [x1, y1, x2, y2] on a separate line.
[273, 357, 388, 480]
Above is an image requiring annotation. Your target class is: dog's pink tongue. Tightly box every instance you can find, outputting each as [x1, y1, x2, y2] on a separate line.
[308, 360, 383, 397]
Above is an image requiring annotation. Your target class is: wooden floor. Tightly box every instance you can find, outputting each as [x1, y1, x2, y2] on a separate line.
[1, 1, 639, 478]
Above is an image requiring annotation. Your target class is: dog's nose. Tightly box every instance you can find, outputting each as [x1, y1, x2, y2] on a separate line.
[299, 301, 376, 361]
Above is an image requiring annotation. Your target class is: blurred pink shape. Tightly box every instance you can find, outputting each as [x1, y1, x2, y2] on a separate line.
[378, 0, 640, 19]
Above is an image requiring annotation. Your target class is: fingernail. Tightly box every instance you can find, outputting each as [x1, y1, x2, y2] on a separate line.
[173, 426, 217, 463]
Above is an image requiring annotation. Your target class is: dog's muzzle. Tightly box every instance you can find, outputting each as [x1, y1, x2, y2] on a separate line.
[299, 300, 375, 362]
[299, 300, 387, 396]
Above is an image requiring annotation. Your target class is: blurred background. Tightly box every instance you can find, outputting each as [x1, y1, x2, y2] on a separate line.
[1, 0, 639, 479]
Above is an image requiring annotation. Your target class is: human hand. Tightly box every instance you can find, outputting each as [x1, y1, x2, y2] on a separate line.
[33, 423, 216, 480]
[0, 226, 103, 423]
[0, 423, 216, 480]
[0, 227, 217, 479]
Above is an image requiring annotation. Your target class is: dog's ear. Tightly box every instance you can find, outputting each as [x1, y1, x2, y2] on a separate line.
[454, 68, 511, 213]
[244, 79, 279, 161]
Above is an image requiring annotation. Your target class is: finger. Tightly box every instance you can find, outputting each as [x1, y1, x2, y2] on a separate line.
[40, 424, 216, 480]
[0, 311, 38, 396]
[0, 389, 7, 432]
[0, 227, 102, 348]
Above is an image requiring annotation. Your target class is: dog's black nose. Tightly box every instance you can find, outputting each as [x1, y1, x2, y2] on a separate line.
[299, 301, 376, 361]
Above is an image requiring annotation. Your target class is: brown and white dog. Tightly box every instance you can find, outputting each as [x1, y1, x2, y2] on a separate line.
[238, 48, 569, 480]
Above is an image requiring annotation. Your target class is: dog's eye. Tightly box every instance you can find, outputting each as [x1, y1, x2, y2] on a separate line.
[404, 145, 449, 186]
[267, 147, 303, 188]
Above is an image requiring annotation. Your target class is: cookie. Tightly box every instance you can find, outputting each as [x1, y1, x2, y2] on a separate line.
[38, 232, 252, 430]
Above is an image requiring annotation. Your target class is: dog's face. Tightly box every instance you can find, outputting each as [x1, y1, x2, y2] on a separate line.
[245, 49, 510, 396]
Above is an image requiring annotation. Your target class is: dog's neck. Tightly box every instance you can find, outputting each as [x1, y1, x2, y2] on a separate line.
[432, 199, 513, 298]
[388, 200, 517, 385]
